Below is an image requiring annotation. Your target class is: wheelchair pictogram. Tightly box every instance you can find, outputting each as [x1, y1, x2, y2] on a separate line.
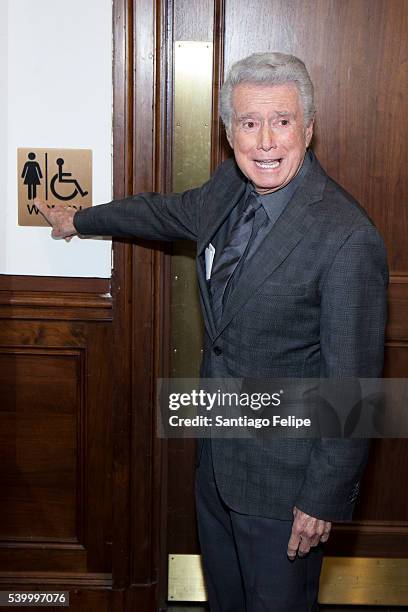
[50, 158, 89, 201]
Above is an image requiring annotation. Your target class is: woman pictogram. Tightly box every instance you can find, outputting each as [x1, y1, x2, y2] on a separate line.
[21, 152, 43, 200]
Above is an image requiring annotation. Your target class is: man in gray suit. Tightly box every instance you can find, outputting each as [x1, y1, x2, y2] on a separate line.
[37, 53, 388, 611]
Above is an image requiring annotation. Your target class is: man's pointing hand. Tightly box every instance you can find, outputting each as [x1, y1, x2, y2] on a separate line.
[34, 199, 78, 241]
[287, 506, 331, 560]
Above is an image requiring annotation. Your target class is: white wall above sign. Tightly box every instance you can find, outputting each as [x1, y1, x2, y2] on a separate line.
[1, 0, 112, 278]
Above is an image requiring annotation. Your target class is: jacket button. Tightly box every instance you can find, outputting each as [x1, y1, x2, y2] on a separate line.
[213, 346, 222, 356]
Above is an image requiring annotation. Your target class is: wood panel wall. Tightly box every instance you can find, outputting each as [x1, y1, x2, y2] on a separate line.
[0, 276, 114, 607]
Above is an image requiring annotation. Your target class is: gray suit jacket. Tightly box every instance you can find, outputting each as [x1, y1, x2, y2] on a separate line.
[74, 152, 388, 521]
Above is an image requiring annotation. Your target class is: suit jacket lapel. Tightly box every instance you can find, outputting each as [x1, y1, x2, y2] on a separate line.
[196, 255, 217, 339]
[214, 157, 327, 339]
[197, 160, 247, 257]
[196, 159, 247, 339]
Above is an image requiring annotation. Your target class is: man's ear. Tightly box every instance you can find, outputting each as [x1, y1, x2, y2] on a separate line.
[305, 119, 314, 148]
[226, 127, 234, 149]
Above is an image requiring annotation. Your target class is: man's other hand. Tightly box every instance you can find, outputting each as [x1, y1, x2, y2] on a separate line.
[287, 506, 331, 560]
[34, 199, 78, 241]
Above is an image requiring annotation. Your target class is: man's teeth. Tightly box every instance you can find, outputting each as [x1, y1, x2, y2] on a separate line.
[255, 159, 281, 169]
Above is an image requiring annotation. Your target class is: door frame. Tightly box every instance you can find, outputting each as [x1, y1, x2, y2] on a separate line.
[111, 0, 171, 608]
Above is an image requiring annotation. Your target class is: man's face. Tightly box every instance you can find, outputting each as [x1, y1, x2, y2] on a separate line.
[227, 83, 314, 194]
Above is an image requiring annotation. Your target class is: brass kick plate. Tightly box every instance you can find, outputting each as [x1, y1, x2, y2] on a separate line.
[168, 554, 207, 602]
[168, 554, 408, 605]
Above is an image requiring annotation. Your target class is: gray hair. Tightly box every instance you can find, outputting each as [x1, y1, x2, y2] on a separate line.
[219, 52, 315, 133]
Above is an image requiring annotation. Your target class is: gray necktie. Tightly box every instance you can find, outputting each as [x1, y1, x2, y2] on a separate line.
[210, 193, 263, 325]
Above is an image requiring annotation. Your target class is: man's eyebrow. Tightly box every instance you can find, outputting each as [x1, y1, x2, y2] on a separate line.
[274, 111, 295, 118]
[235, 113, 260, 120]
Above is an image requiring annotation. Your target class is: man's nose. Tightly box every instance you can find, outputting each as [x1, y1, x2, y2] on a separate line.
[257, 124, 277, 150]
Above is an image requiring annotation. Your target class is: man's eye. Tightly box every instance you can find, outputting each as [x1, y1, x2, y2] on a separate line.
[243, 120, 256, 129]
[280, 119, 289, 126]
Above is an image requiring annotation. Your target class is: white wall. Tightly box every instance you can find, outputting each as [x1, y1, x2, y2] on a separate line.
[2, 0, 113, 277]
[0, 1, 8, 273]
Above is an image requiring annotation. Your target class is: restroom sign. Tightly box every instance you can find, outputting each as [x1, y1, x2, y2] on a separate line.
[18, 148, 92, 226]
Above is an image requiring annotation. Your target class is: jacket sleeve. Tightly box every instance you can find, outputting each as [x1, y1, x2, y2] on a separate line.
[295, 225, 388, 521]
[73, 180, 211, 242]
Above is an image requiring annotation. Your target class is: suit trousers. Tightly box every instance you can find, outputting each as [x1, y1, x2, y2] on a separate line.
[195, 439, 323, 612]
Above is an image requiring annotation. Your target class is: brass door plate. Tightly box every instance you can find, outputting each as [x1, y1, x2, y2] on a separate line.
[173, 41, 212, 193]
[171, 41, 213, 378]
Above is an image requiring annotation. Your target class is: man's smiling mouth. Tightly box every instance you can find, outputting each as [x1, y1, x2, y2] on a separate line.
[254, 159, 282, 169]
